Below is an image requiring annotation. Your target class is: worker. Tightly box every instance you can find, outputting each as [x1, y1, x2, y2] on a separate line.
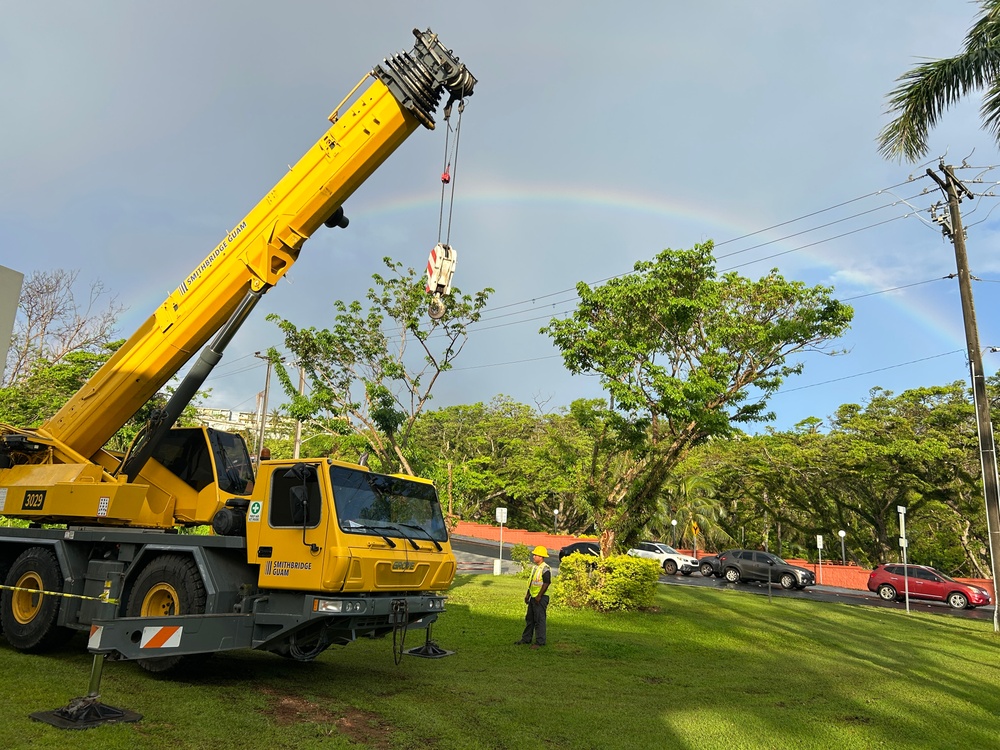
[515, 545, 551, 649]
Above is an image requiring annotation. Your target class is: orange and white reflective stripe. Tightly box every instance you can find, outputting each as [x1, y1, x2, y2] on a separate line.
[89, 624, 103, 650]
[139, 626, 182, 649]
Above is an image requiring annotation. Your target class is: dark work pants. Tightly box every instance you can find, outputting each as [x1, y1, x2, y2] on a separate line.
[520, 594, 548, 645]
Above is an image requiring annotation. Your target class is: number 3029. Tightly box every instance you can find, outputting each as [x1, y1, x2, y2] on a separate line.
[21, 490, 46, 510]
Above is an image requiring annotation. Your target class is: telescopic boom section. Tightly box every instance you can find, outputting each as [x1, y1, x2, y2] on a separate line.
[36, 29, 475, 462]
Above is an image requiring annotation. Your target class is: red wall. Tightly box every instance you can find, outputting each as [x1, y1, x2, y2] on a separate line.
[451, 521, 994, 593]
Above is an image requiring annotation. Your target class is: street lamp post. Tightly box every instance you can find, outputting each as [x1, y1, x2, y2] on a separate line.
[553, 508, 559, 536]
[671, 519, 677, 548]
[838, 529, 846, 565]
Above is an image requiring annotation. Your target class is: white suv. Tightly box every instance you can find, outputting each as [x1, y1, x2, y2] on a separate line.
[626, 541, 700, 575]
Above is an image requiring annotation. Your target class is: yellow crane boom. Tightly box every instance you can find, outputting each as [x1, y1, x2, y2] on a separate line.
[41, 29, 474, 463]
[0, 28, 474, 528]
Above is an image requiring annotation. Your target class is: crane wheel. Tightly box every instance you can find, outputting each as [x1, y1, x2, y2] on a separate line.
[126, 554, 207, 673]
[1, 547, 73, 652]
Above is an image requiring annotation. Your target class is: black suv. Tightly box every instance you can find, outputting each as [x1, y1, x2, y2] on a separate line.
[698, 554, 721, 577]
[558, 541, 600, 561]
[717, 549, 815, 590]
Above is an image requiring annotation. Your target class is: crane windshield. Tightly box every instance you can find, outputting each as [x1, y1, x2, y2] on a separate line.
[330, 465, 448, 543]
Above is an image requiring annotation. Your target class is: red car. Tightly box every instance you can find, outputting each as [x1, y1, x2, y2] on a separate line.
[867, 563, 992, 609]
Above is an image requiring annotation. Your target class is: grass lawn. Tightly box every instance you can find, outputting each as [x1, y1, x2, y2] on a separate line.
[1, 575, 999, 749]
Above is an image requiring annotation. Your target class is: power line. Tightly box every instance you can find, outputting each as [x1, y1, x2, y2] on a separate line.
[475, 186, 939, 326]
[370, 180, 964, 346]
[206, 175, 995, 406]
[711, 176, 927, 249]
[370, 270, 958, 355]
[775, 350, 964, 394]
[718, 214, 907, 272]
[450, 354, 562, 372]
[713, 188, 927, 261]
[838, 277, 947, 301]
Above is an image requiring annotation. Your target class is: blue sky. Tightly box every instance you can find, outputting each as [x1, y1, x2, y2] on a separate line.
[4, 2, 1000, 432]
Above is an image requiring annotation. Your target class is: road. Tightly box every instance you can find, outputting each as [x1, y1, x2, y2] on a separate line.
[450, 536, 996, 622]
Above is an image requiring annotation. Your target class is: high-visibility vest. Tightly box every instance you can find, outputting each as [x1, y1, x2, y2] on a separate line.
[528, 562, 550, 597]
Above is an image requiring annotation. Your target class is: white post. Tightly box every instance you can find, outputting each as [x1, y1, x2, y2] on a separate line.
[816, 535, 823, 584]
[495, 507, 507, 576]
[898, 506, 909, 614]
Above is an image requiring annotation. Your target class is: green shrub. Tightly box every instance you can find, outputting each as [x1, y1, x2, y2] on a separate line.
[552, 553, 659, 612]
[551, 552, 596, 607]
[510, 543, 532, 576]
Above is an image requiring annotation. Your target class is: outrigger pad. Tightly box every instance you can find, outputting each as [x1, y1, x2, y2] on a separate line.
[405, 639, 454, 659]
[30, 695, 142, 730]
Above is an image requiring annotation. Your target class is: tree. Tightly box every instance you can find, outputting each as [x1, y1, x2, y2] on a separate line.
[647, 474, 724, 556]
[0, 268, 211, 452]
[542, 243, 853, 551]
[688, 383, 988, 575]
[878, 1, 1000, 161]
[504, 405, 596, 534]
[268, 257, 491, 475]
[409, 397, 538, 521]
[4, 269, 122, 387]
[0, 348, 115, 427]
[824, 385, 982, 571]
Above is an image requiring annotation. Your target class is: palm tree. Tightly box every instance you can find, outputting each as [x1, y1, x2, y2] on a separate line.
[879, 1, 1000, 162]
[647, 476, 726, 557]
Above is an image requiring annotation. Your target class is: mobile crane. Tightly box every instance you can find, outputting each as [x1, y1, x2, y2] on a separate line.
[0, 29, 475, 673]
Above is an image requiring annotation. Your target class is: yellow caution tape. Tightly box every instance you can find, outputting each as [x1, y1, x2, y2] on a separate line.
[0, 583, 119, 605]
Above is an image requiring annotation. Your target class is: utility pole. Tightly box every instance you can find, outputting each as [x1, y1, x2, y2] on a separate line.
[447, 461, 453, 517]
[293, 363, 305, 458]
[927, 162, 1000, 633]
[254, 351, 274, 460]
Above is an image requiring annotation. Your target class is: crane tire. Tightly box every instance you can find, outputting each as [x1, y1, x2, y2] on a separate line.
[1, 547, 73, 652]
[126, 554, 207, 673]
[0, 558, 9, 637]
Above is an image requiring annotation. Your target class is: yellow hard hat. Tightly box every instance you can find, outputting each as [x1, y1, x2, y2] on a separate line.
[532, 545, 548, 557]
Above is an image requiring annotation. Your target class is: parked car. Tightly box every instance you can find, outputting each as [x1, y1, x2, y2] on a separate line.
[717, 549, 816, 589]
[867, 563, 992, 609]
[558, 541, 600, 561]
[626, 541, 700, 575]
[698, 554, 721, 578]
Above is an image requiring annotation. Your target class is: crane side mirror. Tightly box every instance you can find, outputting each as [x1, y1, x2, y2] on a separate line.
[289, 485, 309, 525]
[288, 482, 320, 553]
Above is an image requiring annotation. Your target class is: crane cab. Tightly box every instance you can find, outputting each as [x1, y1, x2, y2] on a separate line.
[245, 459, 455, 595]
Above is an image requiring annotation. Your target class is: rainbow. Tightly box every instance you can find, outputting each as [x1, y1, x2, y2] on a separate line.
[117, 180, 972, 365]
[350, 180, 972, 350]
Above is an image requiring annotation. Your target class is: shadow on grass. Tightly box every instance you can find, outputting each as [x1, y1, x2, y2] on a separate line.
[4, 574, 1000, 749]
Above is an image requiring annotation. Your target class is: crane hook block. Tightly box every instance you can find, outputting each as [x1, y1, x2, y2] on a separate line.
[428, 296, 446, 320]
[425, 243, 457, 319]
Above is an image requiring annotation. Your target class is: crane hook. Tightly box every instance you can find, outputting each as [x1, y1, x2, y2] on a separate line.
[428, 295, 447, 320]
[425, 243, 457, 321]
